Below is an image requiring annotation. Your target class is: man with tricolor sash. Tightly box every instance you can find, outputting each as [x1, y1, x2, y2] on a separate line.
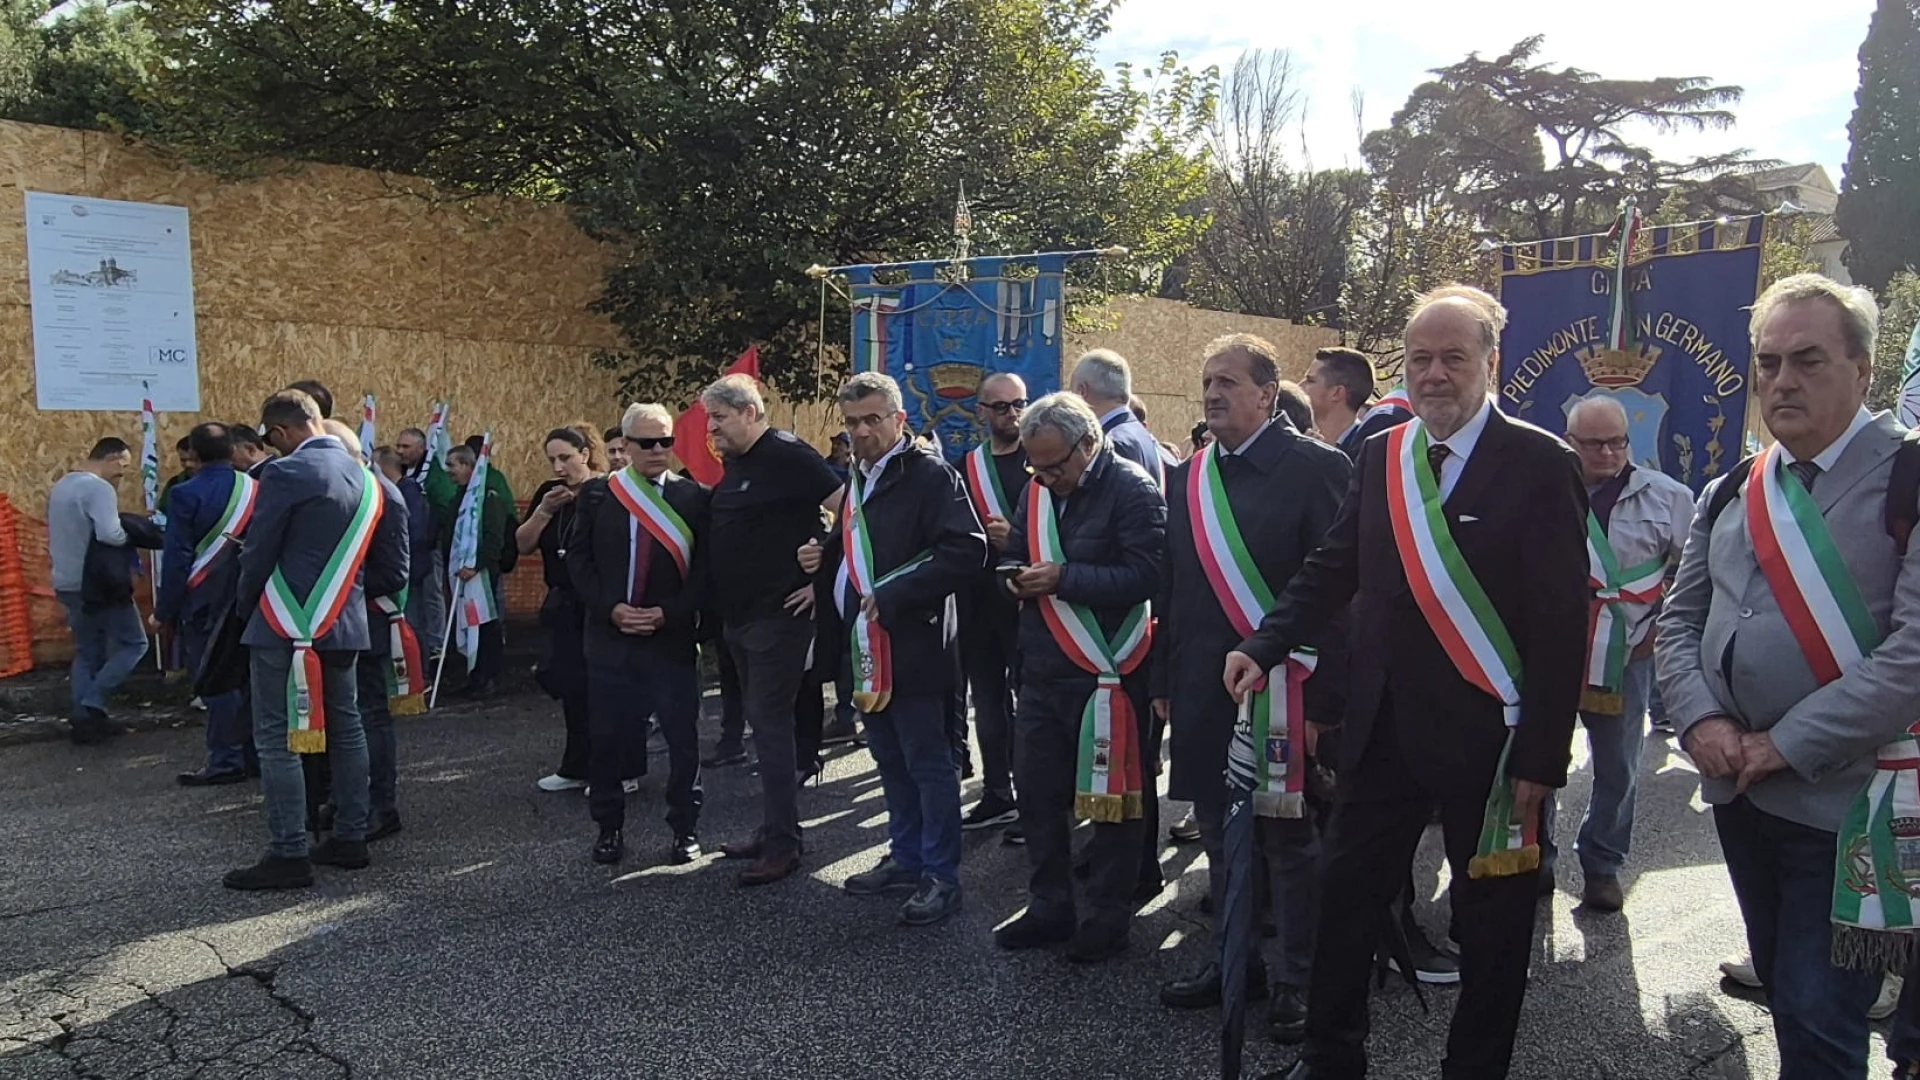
[993, 392, 1167, 964]
[1226, 285, 1590, 1080]
[799, 373, 986, 926]
[359, 443, 419, 844]
[225, 389, 407, 891]
[567, 403, 712, 868]
[1659, 274, 1920, 1079]
[1536, 395, 1693, 913]
[157, 423, 259, 788]
[957, 372, 1030, 836]
[1153, 333, 1352, 1044]
[1300, 346, 1408, 456]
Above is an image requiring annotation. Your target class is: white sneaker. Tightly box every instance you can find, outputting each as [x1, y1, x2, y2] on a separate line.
[536, 774, 587, 793]
[1871, 974, 1904, 1022]
[1718, 957, 1763, 989]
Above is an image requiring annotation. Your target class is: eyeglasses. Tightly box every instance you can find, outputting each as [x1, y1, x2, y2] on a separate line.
[1028, 441, 1087, 482]
[981, 399, 1029, 415]
[1569, 435, 1629, 453]
[631, 436, 675, 450]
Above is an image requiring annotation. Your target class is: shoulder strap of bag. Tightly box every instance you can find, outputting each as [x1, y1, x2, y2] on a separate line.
[1705, 432, 1920, 557]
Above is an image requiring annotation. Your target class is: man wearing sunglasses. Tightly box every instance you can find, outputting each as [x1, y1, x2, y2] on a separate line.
[567, 403, 711, 867]
[958, 374, 1031, 838]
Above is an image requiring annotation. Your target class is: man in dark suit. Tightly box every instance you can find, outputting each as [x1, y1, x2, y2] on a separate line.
[568, 403, 712, 867]
[1153, 334, 1351, 1043]
[1226, 285, 1589, 1079]
[801, 373, 986, 926]
[1302, 346, 1410, 454]
[994, 392, 1167, 964]
[225, 389, 407, 891]
[1071, 349, 1165, 488]
[157, 423, 257, 787]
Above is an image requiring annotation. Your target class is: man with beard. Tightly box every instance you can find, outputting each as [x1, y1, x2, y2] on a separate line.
[958, 373, 1030, 836]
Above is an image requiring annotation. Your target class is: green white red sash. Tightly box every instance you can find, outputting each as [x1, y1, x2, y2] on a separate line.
[258, 467, 384, 753]
[1582, 510, 1667, 713]
[1745, 444, 1920, 965]
[609, 466, 693, 582]
[372, 589, 425, 716]
[964, 443, 1013, 523]
[1028, 481, 1152, 822]
[187, 472, 258, 590]
[1189, 443, 1317, 817]
[1384, 419, 1535, 878]
[1361, 387, 1410, 424]
[841, 456, 931, 714]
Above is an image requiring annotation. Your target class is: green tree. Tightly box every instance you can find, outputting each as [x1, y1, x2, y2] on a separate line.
[0, 0, 157, 131]
[1837, 0, 1920, 293]
[1871, 270, 1920, 412]
[1363, 36, 1767, 242]
[139, 0, 1214, 404]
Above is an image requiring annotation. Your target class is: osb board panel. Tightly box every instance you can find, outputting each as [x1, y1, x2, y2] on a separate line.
[437, 335, 626, 490]
[0, 124, 90, 307]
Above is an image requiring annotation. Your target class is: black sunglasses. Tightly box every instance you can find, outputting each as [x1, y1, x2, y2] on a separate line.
[630, 436, 675, 450]
[982, 399, 1029, 415]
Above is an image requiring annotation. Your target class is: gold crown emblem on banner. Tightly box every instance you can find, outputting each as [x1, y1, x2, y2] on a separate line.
[928, 362, 980, 400]
[1576, 343, 1662, 388]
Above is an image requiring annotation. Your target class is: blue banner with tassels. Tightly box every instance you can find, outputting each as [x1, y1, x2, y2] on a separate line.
[1496, 216, 1765, 492]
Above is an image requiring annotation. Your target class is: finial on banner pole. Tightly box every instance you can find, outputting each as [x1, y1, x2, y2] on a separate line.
[949, 182, 974, 282]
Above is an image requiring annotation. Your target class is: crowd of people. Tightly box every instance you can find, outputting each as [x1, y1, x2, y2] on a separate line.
[39, 270, 1920, 1078]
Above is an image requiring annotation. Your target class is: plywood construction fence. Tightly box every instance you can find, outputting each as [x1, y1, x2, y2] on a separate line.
[0, 120, 627, 521]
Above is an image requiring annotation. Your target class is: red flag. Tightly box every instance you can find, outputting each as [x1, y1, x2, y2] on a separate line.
[673, 347, 761, 486]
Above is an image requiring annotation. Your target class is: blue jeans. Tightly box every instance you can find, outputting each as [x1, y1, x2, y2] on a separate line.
[56, 591, 149, 716]
[181, 619, 248, 773]
[251, 647, 368, 857]
[864, 694, 963, 886]
[405, 561, 446, 655]
[1716, 796, 1881, 1078]
[1542, 652, 1651, 878]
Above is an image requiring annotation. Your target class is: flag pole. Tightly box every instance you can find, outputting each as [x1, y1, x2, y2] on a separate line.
[428, 593, 459, 709]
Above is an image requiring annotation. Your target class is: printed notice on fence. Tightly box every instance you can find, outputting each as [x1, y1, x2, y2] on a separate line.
[25, 192, 198, 411]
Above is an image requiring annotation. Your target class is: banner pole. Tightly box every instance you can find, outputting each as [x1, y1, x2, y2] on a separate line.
[428, 586, 459, 709]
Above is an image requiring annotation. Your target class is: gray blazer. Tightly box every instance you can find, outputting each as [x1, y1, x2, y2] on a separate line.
[1656, 411, 1920, 832]
[236, 436, 385, 653]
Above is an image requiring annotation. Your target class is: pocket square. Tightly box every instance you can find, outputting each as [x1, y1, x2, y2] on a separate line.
[1457, 514, 1480, 523]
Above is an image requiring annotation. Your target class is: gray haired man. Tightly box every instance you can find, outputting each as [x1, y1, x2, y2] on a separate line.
[1659, 273, 1920, 1078]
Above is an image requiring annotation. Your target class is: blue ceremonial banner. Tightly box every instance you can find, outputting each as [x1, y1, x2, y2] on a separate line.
[846, 255, 1067, 462]
[1497, 216, 1765, 491]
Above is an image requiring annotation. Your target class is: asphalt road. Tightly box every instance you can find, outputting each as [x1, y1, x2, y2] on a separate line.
[0, 693, 1881, 1079]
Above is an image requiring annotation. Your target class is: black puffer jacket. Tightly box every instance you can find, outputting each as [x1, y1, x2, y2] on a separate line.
[82, 513, 164, 612]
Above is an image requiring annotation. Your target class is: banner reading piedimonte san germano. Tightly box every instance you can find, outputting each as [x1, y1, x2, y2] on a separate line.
[1497, 216, 1764, 492]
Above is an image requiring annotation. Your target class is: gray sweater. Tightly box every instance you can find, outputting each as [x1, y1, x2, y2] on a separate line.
[48, 470, 128, 593]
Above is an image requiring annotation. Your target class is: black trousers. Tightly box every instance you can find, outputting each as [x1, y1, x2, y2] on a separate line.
[356, 649, 397, 817]
[586, 639, 702, 836]
[959, 598, 1019, 799]
[716, 628, 829, 769]
[725, 615, 815, 855]
[1303, 708, 1540, 1079]
[1015, 673, 1151, 933]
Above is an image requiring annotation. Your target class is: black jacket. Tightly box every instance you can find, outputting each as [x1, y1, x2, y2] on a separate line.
[1239, 407, 1590, 795]
[82, 513, 164, 612]
[1152, 420, 1353, 802]
[567, 471, 711, 659]
[1336, 404, 1411, 458]
[1001, 446, 1166, 687]
[818, 441, 986, 697]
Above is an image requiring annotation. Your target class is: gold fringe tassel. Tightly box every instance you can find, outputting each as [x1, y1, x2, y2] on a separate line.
[1075, 792, 1145, 824]
[389, 693, 426, 717]
[1580, 687, 1623, 714]
[853, 690, 889, 714]
[288, 729, 327, 755]
[1469, 843, 1541, 880]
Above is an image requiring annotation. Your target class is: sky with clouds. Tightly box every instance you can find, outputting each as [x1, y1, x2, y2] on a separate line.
[1096, 0, 1874, 185]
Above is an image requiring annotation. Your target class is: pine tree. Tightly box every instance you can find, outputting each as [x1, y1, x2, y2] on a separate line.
[1837, 0, 1920, 292]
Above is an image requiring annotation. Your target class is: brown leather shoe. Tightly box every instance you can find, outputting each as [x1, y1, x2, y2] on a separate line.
[737, 850, 801, 887]
[720, 838, 763, 860]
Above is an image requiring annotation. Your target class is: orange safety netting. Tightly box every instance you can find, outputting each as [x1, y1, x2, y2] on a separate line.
[0, 496, 49, 677]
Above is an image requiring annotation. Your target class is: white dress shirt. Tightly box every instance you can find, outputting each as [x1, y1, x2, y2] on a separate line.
[1429, 398, 1493, 501]
[1779, 406, 1874, 472]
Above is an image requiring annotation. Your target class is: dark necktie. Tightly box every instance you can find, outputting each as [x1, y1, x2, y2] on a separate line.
[1426, 442, 1452, 478]
[1788, 460, 1821, 494]
[630, 488, 654, 606]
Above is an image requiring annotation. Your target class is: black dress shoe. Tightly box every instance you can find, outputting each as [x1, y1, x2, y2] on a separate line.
[1065, 923, 1131, 964]
[702, 744, 750, 768]
[670, 834, 700, 864]
[366, 812, 404, 842]
[310, 838, 370, 870]
[994, 912, 1075, 951]
[1267, 987, 1308, 1044]
[223, 855, 314, 891]
[1159, 961, 1270, 1009]
[178, 767, 248, 787]
[593, 829, 625, 865]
